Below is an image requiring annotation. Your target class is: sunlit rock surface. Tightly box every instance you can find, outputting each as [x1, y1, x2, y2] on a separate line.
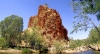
[28, 5, 69, 41]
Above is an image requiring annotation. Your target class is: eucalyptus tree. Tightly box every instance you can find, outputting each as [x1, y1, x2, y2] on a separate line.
[0, 15, 23, 47]
[70, 0, 100, 35]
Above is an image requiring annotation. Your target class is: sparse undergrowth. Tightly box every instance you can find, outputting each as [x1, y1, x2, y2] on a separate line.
[22, 48, 32, 54]
[53, 40, 68, 54]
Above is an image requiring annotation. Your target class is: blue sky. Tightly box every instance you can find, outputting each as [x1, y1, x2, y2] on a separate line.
[0, 0, 95, 39]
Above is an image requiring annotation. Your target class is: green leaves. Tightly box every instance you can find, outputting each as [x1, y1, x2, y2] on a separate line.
[0, 15, 23, 47]
[88, 26, 100, 44]
[96, 14, 100, 21]
[69, 39, 86, 49]
[0, 37, 8, 49]
[53, 40, 66, 54]
[72, 0, 100, 21]
[24, 26, 44, 50]
[70, 26, 100, 49]
[70, 0, 100, 34]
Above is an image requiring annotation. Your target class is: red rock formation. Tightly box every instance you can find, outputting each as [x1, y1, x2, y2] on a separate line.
[28, 5, 69, 41]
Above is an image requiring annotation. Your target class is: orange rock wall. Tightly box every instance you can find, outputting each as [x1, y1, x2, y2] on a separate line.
[28, 5, 69, 41]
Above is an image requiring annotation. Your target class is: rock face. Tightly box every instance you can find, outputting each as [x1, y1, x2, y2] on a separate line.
[28, 5, 69, 41]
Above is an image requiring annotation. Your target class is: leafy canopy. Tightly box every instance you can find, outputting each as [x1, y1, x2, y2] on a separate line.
[70, 0, 100, 34]
[0, 15, 23, 47]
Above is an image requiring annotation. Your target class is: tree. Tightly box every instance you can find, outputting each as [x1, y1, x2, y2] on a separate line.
[87, 26, 100, 44]
[23, 17, 46, 50]
[24, 26, 44, 49]
[0, 15, 23, 47]
[53, 40, 66, 54]
[71, 0, 100, 16]
[44, 3, 48, 7]
[70, 0, 100, 34]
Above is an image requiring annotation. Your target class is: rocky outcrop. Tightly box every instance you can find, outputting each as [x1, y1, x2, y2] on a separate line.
[88, 44, 100, 51]
[28, 5, 69, 41]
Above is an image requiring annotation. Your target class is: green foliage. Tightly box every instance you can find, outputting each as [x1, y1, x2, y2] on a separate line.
[22, 48, 32, 54]
[39, 45, 48, 53]
[23, 17, 48, 52]
[69, 39, 87, 49]
[23, 26, 48, 53]
[53, 40, 66, 54]
[70, 0, 100, 34]
[14, 46, 21, 50]
[81, 0, 100, 20]
[0, 37, 8, 49]
[69, 26, 100, 49]
[87, 26, 100, 44]
[44, 3, 48, 7]
[72, 0, 100, 16]
[0, 15, 23, 47]
[24, 26, 44, 50]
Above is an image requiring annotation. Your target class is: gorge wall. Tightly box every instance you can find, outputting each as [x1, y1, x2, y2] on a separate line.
[28, 5, 69, 41]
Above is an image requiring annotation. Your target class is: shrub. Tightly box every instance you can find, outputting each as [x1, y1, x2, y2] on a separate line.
[53, 40, 66, 54]
[0, 37, 8, 49]
[23, 18, 48, 53]
[23, 26, 45, 50]
[39, 45, 48, 53]
[22, 48, 32, 54]
[14, 46, 21, 50]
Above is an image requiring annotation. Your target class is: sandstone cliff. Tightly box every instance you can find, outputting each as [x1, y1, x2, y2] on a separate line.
[28, 5, 69, 41]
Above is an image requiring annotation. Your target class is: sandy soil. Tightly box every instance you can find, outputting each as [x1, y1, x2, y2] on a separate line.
[0, 49, 22, 54]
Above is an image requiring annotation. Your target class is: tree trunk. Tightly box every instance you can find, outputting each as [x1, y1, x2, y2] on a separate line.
[90, 19, 100, 35]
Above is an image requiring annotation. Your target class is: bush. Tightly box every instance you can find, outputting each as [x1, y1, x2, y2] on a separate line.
[39, 45, 48, 53]
[14, 46, 21, 50]
[22, 48, 32, 54]
[53, 40, 66, 54]
[23, 18, 48, 53]
[0, 37, 8, 49]
[23, 26, 45, 49]
[69, 39, 85, 49]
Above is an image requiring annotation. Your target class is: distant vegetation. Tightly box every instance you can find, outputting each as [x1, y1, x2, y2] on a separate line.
[69, 0, 100, 49]
[87, 26, 100, 44]
[69, 26, 100, 49]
